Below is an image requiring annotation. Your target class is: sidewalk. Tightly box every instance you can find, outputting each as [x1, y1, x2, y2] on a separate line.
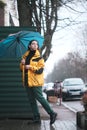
[0, 103, 78, 130]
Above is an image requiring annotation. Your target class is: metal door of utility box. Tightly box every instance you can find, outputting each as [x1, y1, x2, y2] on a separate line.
[0, 58, 33, 118]
[0, 26, 36, 118]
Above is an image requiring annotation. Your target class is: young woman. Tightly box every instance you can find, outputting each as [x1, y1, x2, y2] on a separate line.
[20, 40, 57, 124]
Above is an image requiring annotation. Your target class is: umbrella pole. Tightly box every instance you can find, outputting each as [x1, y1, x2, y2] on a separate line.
[22, 65, 25, 87]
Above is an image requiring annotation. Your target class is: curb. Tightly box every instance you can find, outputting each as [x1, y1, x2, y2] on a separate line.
[61, 102, 77, 113]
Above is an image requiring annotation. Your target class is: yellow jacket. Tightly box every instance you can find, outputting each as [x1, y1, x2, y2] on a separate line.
[20, 50, 44, 87]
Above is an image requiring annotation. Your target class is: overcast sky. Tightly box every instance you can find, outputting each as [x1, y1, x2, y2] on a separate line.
[44, 1, 87, 77]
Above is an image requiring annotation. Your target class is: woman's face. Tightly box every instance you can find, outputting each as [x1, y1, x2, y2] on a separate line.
[29, 41, 39, 50]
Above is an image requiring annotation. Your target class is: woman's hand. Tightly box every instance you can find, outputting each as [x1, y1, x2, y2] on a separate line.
[21, 59, 31, 70]
[21, 59, 25, 65]
[25, 65, 30, 70]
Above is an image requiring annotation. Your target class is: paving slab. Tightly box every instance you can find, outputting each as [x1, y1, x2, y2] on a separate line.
[0, 103, 78, 130]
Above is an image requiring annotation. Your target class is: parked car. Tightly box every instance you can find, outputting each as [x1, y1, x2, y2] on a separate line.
[42, 82, 54, 92]
[42, 83, 48, 92]
[62, 78, 86, 101]
[42, 82, 54, 100]
[43, 82, 62, 100]
[85, 83, 87, 89]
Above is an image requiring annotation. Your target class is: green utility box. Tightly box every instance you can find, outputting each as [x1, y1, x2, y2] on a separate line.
[0, 26, 36, 41]
[0, 26, 36, 118]
[0, 58, 33, 118]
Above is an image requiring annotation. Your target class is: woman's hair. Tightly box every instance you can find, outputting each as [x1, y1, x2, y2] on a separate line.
[28, 40, 39, 50]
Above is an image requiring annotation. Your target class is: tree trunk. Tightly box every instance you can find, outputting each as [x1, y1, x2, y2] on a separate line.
[17, 0, 32, 26]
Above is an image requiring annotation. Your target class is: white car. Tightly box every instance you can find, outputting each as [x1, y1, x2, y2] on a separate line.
[42, 82, 54, 92]
[62, 78, 86, 101]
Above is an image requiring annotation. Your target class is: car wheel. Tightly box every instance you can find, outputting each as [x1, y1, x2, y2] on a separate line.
[62, 97, 66, 101]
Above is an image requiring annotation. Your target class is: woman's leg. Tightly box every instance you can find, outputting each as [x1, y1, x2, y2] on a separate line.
[26, 87, 40, 121]
[32, 87, 54, 115]
[32, 87, 57, 124]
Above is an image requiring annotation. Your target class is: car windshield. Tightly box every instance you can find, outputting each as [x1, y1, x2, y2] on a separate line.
[63, 79, 84, 86]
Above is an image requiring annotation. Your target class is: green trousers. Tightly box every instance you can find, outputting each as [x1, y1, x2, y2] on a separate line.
[26, 87, 54, 118]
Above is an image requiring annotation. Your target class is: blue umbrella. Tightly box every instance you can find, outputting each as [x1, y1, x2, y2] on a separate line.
[0, 31, 44, 58]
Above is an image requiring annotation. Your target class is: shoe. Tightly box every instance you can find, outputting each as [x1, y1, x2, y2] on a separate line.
[50, 112, 57, 125]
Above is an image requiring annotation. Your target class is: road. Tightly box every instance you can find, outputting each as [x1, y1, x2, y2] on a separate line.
[62, 99, 84, 113]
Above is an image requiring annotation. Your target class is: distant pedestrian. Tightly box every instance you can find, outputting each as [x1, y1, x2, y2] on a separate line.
[20, 40, 57, 124]
[53, 81, 62, 105]
[53, 81, 61, 97]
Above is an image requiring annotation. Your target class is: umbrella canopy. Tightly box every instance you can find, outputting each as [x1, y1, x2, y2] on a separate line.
[0, 31, 44, 58]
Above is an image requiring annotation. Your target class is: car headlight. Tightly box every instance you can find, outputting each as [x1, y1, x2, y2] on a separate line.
[62, 88, 67, 92]
[82, 87, 87, 92]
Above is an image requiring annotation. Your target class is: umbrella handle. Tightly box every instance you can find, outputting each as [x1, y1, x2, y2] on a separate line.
[22, 65, 25, 87]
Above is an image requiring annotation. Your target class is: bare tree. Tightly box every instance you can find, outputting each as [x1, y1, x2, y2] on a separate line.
[46, 52, 86, 82]
[17, 0, 32, 26]
[17, 0, 62, 61]
[8, 0, 18, 26]
[16, 0, 87, 61]
[77, 24, 87, 81]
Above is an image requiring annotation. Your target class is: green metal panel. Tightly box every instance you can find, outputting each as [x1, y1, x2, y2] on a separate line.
[0, 26, 36, 41]
[0, 26, 37, 118]
[0, 58, 33, 118]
